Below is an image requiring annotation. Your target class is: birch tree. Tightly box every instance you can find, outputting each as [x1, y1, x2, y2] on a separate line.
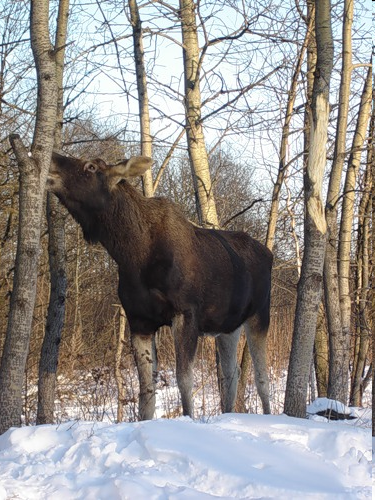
[337, 63, 372, 401]
[0, 0, 60, 434]
[179, 0, 219, 228]
[127, 0, 157, 420]
[350, 142, 372, 406]
[36, 0, 70, 425]
[128, 0, 153, 196]
[284, 0, 333, 418]
[323, 0, 353, 403]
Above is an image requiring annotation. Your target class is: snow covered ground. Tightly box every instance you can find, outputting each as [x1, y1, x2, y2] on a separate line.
[0, 405, 372, 499]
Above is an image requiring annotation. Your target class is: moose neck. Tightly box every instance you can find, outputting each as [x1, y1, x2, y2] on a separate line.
[81, 181, 151, 267]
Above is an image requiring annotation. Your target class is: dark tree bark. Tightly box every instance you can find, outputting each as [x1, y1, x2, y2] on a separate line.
[372, 152, 375, 437]
[0, 0, 59, 434]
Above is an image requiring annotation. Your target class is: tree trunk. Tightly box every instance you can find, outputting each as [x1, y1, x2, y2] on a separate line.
[336, 63, 372, 401]
[179, 0, 226, 414]
[0, 0, 58, 434]
[37, 0, 69, 425]
[179, 0, 218, 227]
[265, 8, 314, 251]
[128, 0, 153, 197]
[350, 150, 372, 406]
[303, 0, 330, 399]
[237, 11, 314, 414]
[36, 196, 67, 424]
[235, 335, 251, 413]
[284, 0, 333, 418]
[372, 154, 375, 437]
[323, 0, 353, 404]
[350, 194, 371, 406]
[314, 302, 329, 397]
[115, 306, 126, 423]
[127, 0, 158, 421]
[70, 226, 83, 369]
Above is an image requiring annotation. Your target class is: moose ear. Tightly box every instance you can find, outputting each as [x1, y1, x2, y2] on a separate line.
[106, 156, 153, 186]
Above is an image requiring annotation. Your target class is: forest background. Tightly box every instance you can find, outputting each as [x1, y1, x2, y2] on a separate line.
[0, 0, 372, 431]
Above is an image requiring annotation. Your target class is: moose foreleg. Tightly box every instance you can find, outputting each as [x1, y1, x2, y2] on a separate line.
[132, 334, 157, 420]
[244, 318, 270, 414]
[216, 328, 241, 413]
[172, 313, 198, 418]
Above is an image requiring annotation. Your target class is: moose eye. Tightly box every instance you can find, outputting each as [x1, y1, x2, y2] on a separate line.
[83, 162, 98, 173]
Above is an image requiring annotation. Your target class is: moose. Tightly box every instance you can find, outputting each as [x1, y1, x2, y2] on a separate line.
[47, 152, 273, 420]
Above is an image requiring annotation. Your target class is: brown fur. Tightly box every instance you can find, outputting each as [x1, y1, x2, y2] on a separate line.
[48, 153, 273, 418]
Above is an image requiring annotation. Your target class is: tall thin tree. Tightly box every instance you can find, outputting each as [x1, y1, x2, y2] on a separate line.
[179, 0, 219, 228]
[372, 133, 375, 437]
[337, 62, 372, 400]
[36, 0, 70, 425]
[323, 0, 353, 403]
[127, 0, 156, 421]
[284, 0, 333, 418]
[265, 8, 315, 251]
[128, 0, 153, 195]
[0, 0, 60, 434]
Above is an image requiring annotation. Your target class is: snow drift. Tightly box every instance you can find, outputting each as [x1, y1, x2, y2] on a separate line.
[0, 413, 371, 499]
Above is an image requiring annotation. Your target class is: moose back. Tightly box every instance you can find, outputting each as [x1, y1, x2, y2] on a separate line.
[47, 152, 273, 419]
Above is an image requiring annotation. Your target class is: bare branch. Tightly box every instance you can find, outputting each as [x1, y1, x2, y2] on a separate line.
[222, 199, 263, 228]
[201, 64, 284, 123]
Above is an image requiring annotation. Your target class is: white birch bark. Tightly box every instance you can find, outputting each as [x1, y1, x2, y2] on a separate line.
[179, 0, 218, 227]
[324, 0, 353, 403]
[129, 0, 153, 197]
[336, 63, 372, 399]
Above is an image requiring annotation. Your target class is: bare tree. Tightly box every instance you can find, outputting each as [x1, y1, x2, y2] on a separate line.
[0, 0, 59, 434]
[284, 0, 333, 418]
[265, 6, 315, 252]
[372, 136, 375, 436]
[350, 141, 372, 405]
[128, 0, 153, 196]
[126, 0, 157, 420]
[179, 0, 219, 228]
[323, 0, 353, 403]
[36, 0, 70, 425]
[114, 305, 126, 423]
[314, 303, 329, 397]
[337, 63, 372, 402]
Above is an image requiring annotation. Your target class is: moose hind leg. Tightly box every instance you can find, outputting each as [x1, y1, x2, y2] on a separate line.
[216, 328, 241, 413]
[244, 317, 270, 414]
[172, 313, 198, 418]
[132, 334, 157, 420]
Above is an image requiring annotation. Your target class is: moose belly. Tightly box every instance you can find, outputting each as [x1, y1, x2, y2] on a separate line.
[118, 283, 174, 335]
[198, 299, 251, 334]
